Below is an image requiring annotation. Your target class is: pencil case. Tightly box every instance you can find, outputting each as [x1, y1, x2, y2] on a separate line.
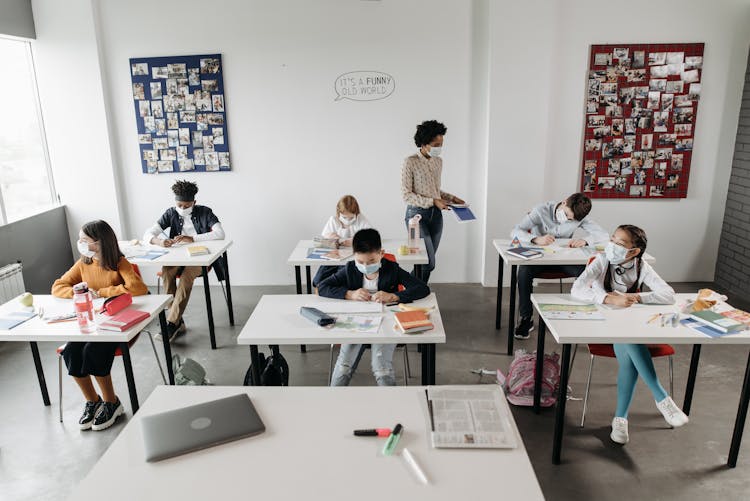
[300, 307, 335, 327]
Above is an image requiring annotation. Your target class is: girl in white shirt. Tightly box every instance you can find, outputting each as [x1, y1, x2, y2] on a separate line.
[313, 195, 372, 287]
[571, 224, 688, 445]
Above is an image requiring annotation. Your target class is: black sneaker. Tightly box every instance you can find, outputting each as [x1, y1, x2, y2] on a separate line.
[79, 397, 102, 430]
[91, 398, 125, 431]
[514, 317, 534, 340]
[167, 320, 186, 342]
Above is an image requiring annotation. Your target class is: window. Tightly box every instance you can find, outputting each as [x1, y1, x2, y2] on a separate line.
[0, 38, 56, 224]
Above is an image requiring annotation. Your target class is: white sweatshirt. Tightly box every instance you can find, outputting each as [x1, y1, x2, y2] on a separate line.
[321, 214, 372, 241]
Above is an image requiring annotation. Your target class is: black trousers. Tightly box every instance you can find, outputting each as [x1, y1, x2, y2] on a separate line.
[518, 264, 586, 319]
[62, 342, 118, 378]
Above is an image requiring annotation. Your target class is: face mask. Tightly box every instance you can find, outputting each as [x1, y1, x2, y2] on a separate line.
[428, 146, 442, 158]
[355, 261, 381, 276]
[339, 215, 355, 225]
[556, 207, 569, 224]
[605, 241, 631, 265]
[77, 240, 96, 258]
[175, 205, 193, 217]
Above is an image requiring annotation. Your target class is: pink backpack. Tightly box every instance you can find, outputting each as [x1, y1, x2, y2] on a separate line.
[497, 350, 560, 407]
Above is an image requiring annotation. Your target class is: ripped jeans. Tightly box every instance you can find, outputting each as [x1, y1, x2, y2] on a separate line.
[331, 343, 396, 386]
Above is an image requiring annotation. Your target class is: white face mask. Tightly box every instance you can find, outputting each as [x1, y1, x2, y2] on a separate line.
[175, 205, 193, 217]
[355, 261, 381, 276]
[555, 206, 569, 224]
[428, 146, 442, 158]
[339, 215, 355, 225]
[605, 241, 631, 265]
[77, 239, 96, 258]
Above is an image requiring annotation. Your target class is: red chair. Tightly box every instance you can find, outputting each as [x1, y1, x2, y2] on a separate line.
[55, 264, 166, 422]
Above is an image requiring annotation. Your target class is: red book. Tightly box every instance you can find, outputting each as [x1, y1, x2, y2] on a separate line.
[98, 309, 150, 332]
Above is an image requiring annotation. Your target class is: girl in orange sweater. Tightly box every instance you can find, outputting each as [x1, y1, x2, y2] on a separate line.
[52, 220, 147, 431]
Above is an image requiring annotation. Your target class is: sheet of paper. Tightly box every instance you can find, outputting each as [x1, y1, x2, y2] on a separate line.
[305, 300, 383, 314]
[330, 315, 383, 333]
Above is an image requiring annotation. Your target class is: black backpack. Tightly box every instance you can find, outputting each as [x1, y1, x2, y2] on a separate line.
[243, 345, 289, 386]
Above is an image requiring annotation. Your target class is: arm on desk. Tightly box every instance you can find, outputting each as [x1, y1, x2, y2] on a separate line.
[193, 222, 225, 242]
[394, 267, 430, 304]
[579, 217, 608, 246]
[51, 261, 83, 298]
[638, 260, 675, 305]
[511, 208, 543, 246]
[317, 266, 349, 300]
[97, 258, 149, 298]
[570, 254, 608, 304]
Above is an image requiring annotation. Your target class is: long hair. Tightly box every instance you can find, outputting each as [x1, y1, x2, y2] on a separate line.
[604, 224, 647, 293]
[335, 195, 360, 218]
[81, 220, 123, 271]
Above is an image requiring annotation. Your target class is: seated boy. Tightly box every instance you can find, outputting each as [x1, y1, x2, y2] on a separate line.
[510, 192, 607, 339]
[143, 180, 225, 340]
[319, 228, 430, 386]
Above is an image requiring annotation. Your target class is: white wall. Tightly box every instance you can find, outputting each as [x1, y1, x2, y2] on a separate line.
[94, 0, 481, 285]
[483, 0, 750, 285]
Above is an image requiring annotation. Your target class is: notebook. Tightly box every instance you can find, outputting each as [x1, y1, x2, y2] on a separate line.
[690, 310, 746, 333]
[187, 245, 210, 257]
[394, 310, 433, 334]
[141, 394, 265, 462]
[98, 308, 150, 332]
[450, 205, 477, 223]
[505, 247, 543, 260]
[0, 311, 36, 330]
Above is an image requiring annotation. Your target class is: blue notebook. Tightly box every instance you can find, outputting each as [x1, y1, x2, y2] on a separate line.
[450, 205, 476, 222]
[0, 311, 36, 330]
[141, 250, 169, 260]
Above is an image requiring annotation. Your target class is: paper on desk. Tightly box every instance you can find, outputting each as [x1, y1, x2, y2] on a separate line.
[330, 315, 383, 333]
[39, 297, 106, 320]
[305, 300, 383, 314]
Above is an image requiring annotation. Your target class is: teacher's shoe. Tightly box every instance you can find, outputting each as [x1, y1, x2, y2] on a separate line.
[514, 317, 534, 340]
[610, 417, 629, 444]
[91, 398, 124, 431]
[656, 396, 689, 427]
[78, 397, 103, 430]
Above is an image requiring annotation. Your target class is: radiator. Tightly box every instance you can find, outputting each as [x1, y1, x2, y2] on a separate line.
[0, 263, 25, 304]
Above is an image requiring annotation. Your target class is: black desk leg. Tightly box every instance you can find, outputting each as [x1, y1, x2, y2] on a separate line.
[223, 252, 235, 326]
[728, 350, 750, 468]
[683, 344, 701, 415]
[415, 264, 422, 282]
[158, 311, 175, 385]
[495, 254, 504, 330]
[202, 266, 217, 350]
[249, 345, 261, 386]
[295, 266, 302, 295]
[507, 265, 518, 355]
[120, 342, 139, 414]
[552, 344, 572, 465]
[30, 342, 50, 406]
[533, 319, 546, 414]
[420, 344, 436, 385]
[306, 266, 312, 294]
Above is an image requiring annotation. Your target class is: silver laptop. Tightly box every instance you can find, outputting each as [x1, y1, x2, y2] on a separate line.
[141, 394, 265, 462]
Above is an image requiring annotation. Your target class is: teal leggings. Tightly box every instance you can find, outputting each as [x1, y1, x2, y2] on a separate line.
[614, 344, 669, 418]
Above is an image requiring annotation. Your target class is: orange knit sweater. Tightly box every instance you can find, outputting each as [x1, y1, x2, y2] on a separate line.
[51, 257, 148, 299]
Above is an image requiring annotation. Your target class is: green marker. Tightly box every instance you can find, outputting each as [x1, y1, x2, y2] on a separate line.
[382, 423, 403, 456]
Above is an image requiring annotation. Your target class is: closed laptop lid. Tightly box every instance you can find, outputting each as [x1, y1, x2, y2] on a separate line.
[141, 393, 265, 462]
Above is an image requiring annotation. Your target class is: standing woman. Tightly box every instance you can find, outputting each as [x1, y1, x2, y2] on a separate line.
[401, 120, 464, 283]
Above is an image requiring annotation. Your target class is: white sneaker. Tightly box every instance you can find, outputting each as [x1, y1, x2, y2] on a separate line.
[656, 396, 689, 427]
[610, 417, 629, 444]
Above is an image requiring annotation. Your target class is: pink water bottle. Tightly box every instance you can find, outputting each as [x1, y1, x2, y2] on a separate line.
[73, 282, 96, 334]
[408, 215, 422, 254]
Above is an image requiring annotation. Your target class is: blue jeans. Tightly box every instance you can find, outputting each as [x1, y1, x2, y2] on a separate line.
[404, 205, 443, 283]
[331, 343, 396, 386]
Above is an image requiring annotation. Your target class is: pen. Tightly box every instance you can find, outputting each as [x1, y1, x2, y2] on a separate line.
[425, 390, 435, 432]
[402, 448, 429, 485]
[353, 428, 391, 437]
[382, 423, 402, 456]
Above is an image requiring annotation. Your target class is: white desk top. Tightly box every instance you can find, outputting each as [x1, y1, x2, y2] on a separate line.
[493, 238, 655, 266]
[70, 385, 543, 501]
[531, 292, 750, 345]
[120, 239, 233, 267]
[0, 294, 172, 342]
[237, 293, 446, 346]
[287, 238, 428, 266]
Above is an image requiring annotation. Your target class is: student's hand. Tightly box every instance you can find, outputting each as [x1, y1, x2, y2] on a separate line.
[159, 239, 175, 248]
[452, 196, 465, 205]
[372, 291, 399, 304]
[433, 198, 450, 210]
[624, 293, 642, 303]
[604, 293, 638, 308]
[532, 235, 555, 246]
[340, 239, 353, 247]
[174, 235, 194, 243]
[346, 288, 372, 301]
[569, 239, 587, 248]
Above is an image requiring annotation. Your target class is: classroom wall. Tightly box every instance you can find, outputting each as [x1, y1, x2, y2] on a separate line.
[0, 206, 73, 294]
[715, 52, 750, 301]
[482, 0, 750, 285]
[0, 0, 35, 39]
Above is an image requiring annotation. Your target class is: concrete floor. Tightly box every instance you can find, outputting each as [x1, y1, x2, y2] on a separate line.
[1, 282, 749, 500]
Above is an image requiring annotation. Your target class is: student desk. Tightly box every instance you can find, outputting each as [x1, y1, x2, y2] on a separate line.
[237, 293, 446, 385]
[493, 238, 655, 355]
[530, 292, 750, 467]
[0, 294, 174, 414]
[123, 239, 234, 350]
[287, 238, 429, 295]
[70, 385, 543, 501]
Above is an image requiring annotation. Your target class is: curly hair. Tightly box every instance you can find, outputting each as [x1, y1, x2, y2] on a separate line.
[172, 180, 198, 201]
[413, 120, 447, 147]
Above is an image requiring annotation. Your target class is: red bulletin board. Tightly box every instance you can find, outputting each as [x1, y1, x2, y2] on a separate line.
[580, 43, 704, 199]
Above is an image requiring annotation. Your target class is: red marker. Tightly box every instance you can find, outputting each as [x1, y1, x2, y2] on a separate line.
[353, 428, 391, 437]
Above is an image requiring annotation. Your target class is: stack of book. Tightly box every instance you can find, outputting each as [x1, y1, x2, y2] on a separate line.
[689, 309, 748, 334]
[394, 310, 433, 334]
[505, 247, 543, 260]
[187, 245, 210, 257]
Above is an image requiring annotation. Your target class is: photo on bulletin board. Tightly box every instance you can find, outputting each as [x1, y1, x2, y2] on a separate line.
[129, 53, 231, 174]
[580, 43, 704, 199]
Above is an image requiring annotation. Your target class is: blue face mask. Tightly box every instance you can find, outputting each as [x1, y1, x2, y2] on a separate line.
[355, 261, 381, 275]
[605, 241, 630, 265]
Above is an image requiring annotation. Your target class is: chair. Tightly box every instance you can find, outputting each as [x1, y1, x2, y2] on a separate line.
[580, 344, 674, 427]
[56, 264, 166, 422]
[535, 270, 573, 293]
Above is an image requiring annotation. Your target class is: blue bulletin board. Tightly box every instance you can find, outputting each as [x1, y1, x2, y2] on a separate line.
[129, 53, 231, 174]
